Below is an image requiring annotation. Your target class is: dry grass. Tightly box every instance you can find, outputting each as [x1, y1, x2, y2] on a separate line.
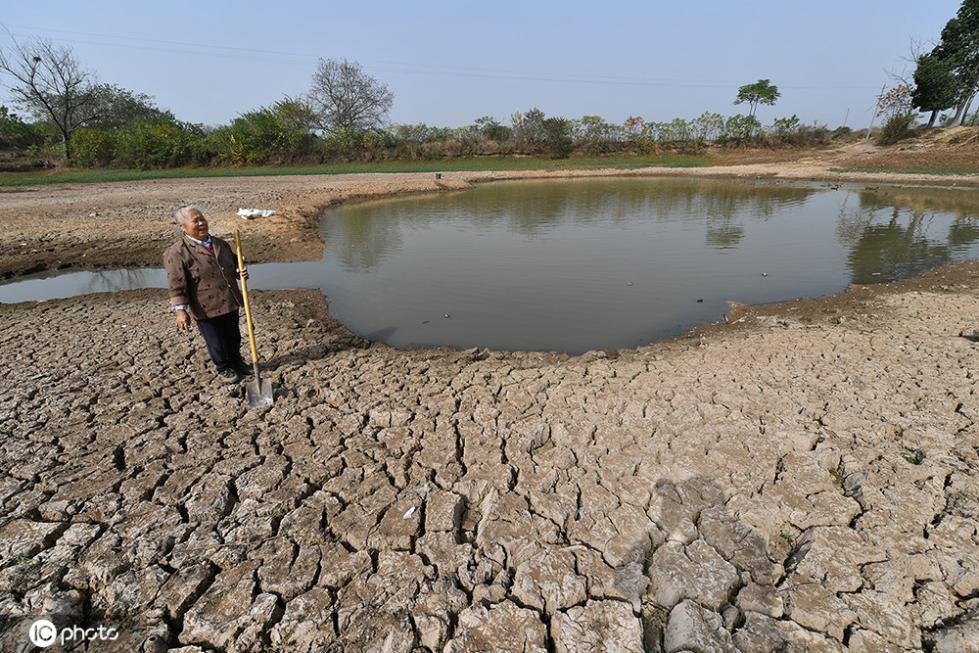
[708, 146, 831, 165]
[836, 127, 979, 175]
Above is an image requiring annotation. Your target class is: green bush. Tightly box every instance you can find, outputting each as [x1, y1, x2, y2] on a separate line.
[692, 112, 724, 143]
[213, 107, 319, 166]
[541, 117, 574, 158]
[878, 114, 915, 145]
[766, 116, 830, 146]
[0, 159, 53, 172]
[69, 128, 117, 167]
[392, 123, 437, 159]
[0, 106, 45, 150]
[575, 115, 619, 155]
[722, 114, 761, 144]
[792, 125, 831, 146]
[319, 128, 398, 162]
[771, 115, 801, 137]
[475, 116, 511, 143]
[114, 121, 199, 168]
[185, 125, 220, 165]
[359, 129, 397, 161]
[321, 128, 364, 161]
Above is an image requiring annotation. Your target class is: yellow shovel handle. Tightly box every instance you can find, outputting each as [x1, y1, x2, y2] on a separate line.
[234, 229, 260, 367]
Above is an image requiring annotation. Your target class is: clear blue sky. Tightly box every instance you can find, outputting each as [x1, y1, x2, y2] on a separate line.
[0, 1, 961, 129]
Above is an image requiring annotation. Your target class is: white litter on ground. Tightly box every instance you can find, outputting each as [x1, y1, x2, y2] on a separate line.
[237, 208, 275, 219]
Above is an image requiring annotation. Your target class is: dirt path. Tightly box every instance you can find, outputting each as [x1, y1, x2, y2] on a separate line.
[1, 142, 976, 280]
[1, 263, 977, 652]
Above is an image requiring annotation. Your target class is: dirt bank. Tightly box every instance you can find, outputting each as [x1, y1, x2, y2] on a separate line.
[1, 261, 977, 651]
[1, 139, 977, 280]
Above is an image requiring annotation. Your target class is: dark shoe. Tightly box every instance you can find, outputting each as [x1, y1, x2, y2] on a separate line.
[234, 362, 254, 377]
[218, 368, 240, 384]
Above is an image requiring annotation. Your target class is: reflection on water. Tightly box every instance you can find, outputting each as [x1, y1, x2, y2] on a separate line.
[2, 178, 978, 352]
[325, 179, 816, 270]
[0, 268, 168, 304]
[856, 186, 979, 219]
[837, 191, 979, 283]
[950, 221, 979, 247]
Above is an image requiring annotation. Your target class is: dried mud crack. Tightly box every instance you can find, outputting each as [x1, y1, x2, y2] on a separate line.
[1, 261, 978, 652]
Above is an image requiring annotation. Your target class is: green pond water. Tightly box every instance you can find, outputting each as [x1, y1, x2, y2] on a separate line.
[316, 178, 979, 351]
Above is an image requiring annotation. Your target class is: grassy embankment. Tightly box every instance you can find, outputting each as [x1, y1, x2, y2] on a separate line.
[833, 130, 979, 176]
[0, 154, 710, 188]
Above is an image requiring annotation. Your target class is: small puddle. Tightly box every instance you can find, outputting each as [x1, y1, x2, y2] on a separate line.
[2, 178, 978, 353]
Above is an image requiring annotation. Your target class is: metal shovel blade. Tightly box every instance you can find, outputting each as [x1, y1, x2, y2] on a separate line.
[246, 377, 274, 409]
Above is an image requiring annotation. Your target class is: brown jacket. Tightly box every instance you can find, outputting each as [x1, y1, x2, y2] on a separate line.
[163, 235, 243, 320]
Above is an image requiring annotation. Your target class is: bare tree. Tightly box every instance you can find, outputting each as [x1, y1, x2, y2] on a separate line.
[307, 58, 393, 133]
[876, 83, 915, 119]
[0, 35, 105, 160]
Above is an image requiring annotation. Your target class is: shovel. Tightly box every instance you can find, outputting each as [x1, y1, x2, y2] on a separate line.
[234, 229, 274, 409]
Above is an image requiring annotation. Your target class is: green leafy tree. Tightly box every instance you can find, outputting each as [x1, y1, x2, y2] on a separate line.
[576, 115, 617, 154]
[934, 0, 979, 125]
[84, 85, 175, 128]
[912, 53, 961, 126]
[734, 79, 781, 117]
[511, 108, 545, 153]
[270, 96, 318, 132]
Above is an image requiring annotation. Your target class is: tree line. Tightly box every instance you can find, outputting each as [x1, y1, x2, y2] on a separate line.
[0, 100, 837, 170]
[0, 57, 829, 170]
[12, 2, 979, 172]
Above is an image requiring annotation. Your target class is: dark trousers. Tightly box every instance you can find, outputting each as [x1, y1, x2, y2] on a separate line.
[196, 310, 245, 372]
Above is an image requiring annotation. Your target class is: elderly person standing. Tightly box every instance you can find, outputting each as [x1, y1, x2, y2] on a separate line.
[164, 206, 251, 383]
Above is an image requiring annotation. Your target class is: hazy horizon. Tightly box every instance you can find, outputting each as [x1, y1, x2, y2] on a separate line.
[0, 1, 963, 130]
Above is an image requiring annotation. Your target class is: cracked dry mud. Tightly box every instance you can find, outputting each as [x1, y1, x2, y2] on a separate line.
[1, 262, 977, 653]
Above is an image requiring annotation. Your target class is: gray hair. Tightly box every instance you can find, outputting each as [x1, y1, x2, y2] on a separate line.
[174, 205, 204, 223]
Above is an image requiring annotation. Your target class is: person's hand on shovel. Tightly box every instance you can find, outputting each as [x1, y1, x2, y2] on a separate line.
[237, 267, 249, 281]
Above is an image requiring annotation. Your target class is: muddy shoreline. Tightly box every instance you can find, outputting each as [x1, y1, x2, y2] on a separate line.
[1, 159, 977, 281]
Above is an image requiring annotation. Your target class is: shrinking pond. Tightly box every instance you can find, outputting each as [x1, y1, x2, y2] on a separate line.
[3, 178, 979, 352]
